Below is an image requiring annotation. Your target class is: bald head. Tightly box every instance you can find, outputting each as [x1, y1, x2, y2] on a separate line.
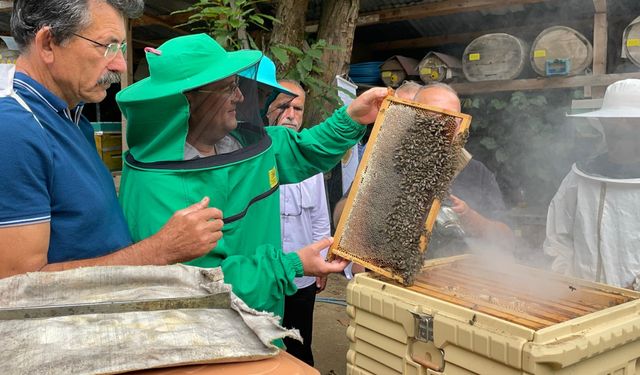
[413, 85, 461, 113]
[395, 81, 422, 100]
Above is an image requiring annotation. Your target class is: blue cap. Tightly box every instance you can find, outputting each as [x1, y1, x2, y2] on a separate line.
[239, 55, 297, 97]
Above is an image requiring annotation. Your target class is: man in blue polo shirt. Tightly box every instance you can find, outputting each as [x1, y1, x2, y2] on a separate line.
[0, 0, 224, 279]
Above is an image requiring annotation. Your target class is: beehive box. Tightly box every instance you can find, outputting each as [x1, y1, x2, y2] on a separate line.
[346, 255, 640, 375]
[92, 122, 123, 171]
[622, 16, 640, 68]
[462, 33, 528, 81]
[330, 96, 471, 286]
[530, 26, 593, 77]
[380, 56, 420, 88]
[418, 52, 462, 84]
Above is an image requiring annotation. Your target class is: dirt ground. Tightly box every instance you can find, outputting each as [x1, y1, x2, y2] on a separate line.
[311, 273, 351, 375]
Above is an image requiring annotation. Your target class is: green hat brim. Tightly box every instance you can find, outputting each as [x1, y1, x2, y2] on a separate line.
[117, 49, 263, 103]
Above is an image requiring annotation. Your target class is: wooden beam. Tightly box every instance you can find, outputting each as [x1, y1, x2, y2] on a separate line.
[132, 12, 194, 30]
[592, 0, 607, 13]
[132, 14, 188, 35]
[451, 72, 640, 95]
[590, 1, 607, 98]
[365, 19, 591, 51]
[307, 0, 549, 31]
[0, 1, 12, 13]
[132, 38, 163, 47]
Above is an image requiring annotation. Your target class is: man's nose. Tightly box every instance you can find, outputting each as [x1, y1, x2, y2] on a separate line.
[107, 50, 127, 74]
[284, 106, 295, 119]
[233, 86, 244, 103]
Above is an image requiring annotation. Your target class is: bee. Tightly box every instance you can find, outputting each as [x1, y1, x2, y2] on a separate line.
[469, 314, 477, 326]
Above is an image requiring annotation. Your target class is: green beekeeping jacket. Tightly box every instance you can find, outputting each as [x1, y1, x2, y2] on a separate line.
[118, 97, 365, 322]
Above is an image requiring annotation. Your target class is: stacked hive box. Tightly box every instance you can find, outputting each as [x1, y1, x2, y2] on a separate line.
[346, 256, 640, 375]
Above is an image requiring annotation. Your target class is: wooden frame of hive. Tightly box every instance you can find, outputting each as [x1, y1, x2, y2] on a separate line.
[329, 95, 472, 285]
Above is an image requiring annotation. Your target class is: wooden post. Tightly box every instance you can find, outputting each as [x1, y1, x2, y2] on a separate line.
[588, 0, 608, 98]
[121, 18, 133, 152]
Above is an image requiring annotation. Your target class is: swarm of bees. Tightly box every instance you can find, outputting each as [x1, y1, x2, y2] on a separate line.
[339, 102, 467, 285]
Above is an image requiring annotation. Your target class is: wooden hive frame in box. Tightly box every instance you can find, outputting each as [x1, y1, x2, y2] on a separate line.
[407, 255, 637, 330]
[330, 96, 472, 285]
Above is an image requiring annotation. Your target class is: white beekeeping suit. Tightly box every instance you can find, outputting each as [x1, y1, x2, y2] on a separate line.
[544, 79, 640, 289]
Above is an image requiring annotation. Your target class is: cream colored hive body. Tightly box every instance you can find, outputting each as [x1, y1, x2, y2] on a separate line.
[346, 256, 640, 375]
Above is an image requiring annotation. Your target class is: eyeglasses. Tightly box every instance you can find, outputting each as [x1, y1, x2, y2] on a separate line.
[196, 76, 241, 96]
[73, 33, 126, 60]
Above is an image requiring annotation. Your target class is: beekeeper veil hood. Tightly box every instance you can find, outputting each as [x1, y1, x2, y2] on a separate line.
[568, 79, 640, 180]
[117, 33, 263, 162]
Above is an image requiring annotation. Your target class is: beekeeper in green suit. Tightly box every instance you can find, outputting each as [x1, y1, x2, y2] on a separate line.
[117, 34, 386, 322]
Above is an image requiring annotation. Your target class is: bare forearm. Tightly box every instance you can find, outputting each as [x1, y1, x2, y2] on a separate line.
[461, 208, 514, 246]
[41, 236, 167, 272]
[2, 198, 223, 279]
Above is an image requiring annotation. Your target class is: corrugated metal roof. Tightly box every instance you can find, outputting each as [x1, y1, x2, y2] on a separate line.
[350, 0, 640, 62]
[3, 0, 640, 66]
[308, 0, 442, 18]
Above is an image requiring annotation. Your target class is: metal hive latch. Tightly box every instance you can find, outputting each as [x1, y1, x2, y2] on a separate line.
[413, 313, 434, 342]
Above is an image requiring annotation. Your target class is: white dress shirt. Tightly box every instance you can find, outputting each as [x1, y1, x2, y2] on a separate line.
[280, 173, 330, 289]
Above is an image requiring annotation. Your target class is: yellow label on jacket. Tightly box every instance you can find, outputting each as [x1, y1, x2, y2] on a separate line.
[468, 53, 480, 61]
[269, 167, 278, 188]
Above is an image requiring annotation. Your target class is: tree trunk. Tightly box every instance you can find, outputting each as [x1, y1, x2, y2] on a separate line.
[305, 0, 360, 125]
[317, 0, 360, 79]
[268, 0, 309, 73]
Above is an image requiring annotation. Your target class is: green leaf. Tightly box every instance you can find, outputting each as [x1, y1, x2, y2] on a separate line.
[306, 48, 323, 60]
[312, 39, 327, 48]
[248, 37, 259, 50]
[171, 6, 197, 15]
[201, 6, 228, 16]
[282, 45, 304, 55]
[300, 56, 313, 72]
[249, 15, 264, 25]
[296, 63, 309, 80]
[228, 18, 241, 28]
[269, 46, 290, 65]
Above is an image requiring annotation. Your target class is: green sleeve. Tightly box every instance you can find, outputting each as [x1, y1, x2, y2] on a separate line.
[219, 245, 304, 314]
[268, 105, 367, 184]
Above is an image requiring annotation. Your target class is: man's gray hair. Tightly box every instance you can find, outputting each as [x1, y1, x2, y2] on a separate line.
[277, 79, 305, 98]
[11, 0, 144, 52]
[414, 82, 459, 100]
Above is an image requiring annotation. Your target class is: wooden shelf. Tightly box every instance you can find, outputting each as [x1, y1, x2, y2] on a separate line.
[450, 72, 640, 95]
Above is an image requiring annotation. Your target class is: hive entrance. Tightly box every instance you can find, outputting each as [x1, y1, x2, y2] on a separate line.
[330, 96, 471, 285]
